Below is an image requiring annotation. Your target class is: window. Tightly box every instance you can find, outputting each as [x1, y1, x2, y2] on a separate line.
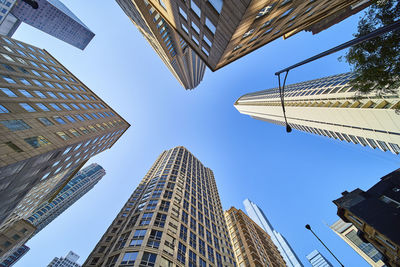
[191, 1, 201, 17]
[5, 141, 23, 152]
[19, 78, 30, 85]
[47, 92, 57, 99]
[0, 104, 9, 113]
[130, 229, 146, 246]
[19, 103, 36, 112]
[65, 115, 76, 123]
[179, 7, 187, 20]
[38, 117, 53, 126]
[147, 230, 162, 248]
[139, 212, 153, 225]
[56, 131, 70, 140]
[69, 129, 81, 137]
[105, 254, 119, 267]
[0, 120, 31, 131]
[24, 136, 51, 148]
[18, 89, 33, 98]
[49, 103, 61, 111]
[61, 103, 72, 110]
[189, 250, 197, 267]
[154, 213, 167, 227]
[1, 88, 17, 97]
[140, 252, 157, 267]
[53, 116, 66, 124]
[180, 225, 188, 241]
[205, 17, 216, 34]
[36, 103, 49, 111]
[177, 242, 186, 264]
[160, 200, 170, 212]
[208, 0, 223, 13]
[120, 252, 138, 266]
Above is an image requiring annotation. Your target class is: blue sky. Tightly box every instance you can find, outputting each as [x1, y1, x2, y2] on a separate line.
[14, 1, 400, 266]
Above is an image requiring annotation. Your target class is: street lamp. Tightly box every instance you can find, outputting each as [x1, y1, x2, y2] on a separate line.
[305, 224, 344, 267]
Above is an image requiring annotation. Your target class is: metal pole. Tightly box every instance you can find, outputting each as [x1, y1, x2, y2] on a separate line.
[305, 224, 345, 267]
[275, 20, 400, 76]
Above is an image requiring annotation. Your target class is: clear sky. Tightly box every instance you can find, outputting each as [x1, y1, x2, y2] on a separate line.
[13, 1, 400, 266]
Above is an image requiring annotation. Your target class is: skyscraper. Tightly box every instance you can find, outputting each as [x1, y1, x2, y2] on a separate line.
[26, 163, 105, 234]
[243, 198, 303, 267]
[116, 0, 206, 89]
[83, 146, 236, 266]
[333, 168, 400, 267]
[0, 164, 105, 264]
[0, 244, 29, 267]
[48, 251, 81, 267]
[235, 72, 400, 155]
[330, 219, 386, 267]
[139, 0, 369, 71]
[4, 0, 95, 50]
[225, 207, 286, 266]
[306, 250, 333, 267]
[0, 35, 130, 257]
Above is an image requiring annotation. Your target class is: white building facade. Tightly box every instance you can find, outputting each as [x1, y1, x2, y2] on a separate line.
[235, 72, 400, 155]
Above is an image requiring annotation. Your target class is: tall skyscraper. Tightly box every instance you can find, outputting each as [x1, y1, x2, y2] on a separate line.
[116, 0, 206, 90]
[139, 0, 369, 71]
[2, 0, 95, 50]
[306, 250, 333, 267]
[235, 72, 400, 155]
[330, 219, 386, 267]
[83, 146, 236, 266]
[0, 244, 29, 267]
[48, 251, 81, 267]
[26, 163, 105, 234]
[333, 168, 400, 267]
[243, 198, 303, 267]
[225, 207, 286, 267]
[0, 35, 130, 258]
[0, 164, 105, 264]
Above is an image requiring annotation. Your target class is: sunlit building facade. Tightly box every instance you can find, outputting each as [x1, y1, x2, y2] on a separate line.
[330, 219, 386, 267]
[84, 146, 236, 267]
[0, 244, 29, 267]
[225, 207, 286, 267]
[0, 35, 130, 258]
[333, 168, 400, 267]
[116, 0, 206, 89]
[235, 72, 400, 155]
[143, 0, 370, 71]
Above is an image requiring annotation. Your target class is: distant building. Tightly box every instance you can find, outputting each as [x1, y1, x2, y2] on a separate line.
[333, 168, 400, 267]
[141, 0, 370, 71]
[306, 250, 333, 267]
[0, 244, 29, 267]
[243, 199, 303, 267]
[0, 35, 130, 259]
[235, 72, 400, 155]
[1, 0, 95, 50]
[27, 163, 105, 234]
[330, 219, 386, 267]
[0, 0, 19, 36]
[48, 251, 81, 267]
[225, 207, 286, 266]
[116, 0, 205, 89]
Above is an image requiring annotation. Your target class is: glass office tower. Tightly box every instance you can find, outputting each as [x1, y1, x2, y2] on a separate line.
[243, 198, 303, 267]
